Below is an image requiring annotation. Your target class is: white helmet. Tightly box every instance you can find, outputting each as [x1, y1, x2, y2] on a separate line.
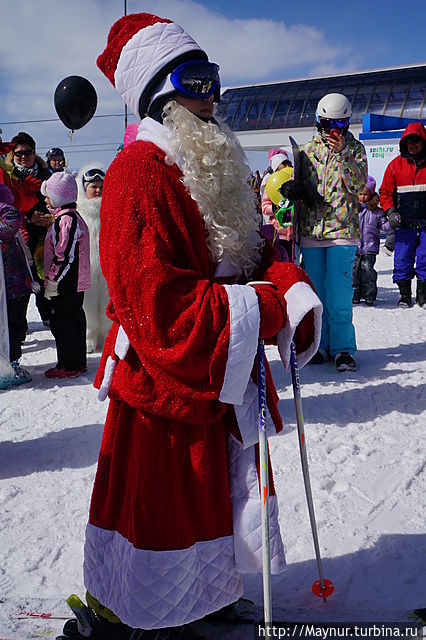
[316, 93, 352, 119]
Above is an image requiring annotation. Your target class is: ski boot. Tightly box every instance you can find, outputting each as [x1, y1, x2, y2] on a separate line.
[334, 352, 356, 372]
[396, 280, 412, 307]
[55, 594, 133, 639]
[10, 361, 32, 386]
[416, 279, 426, 308]
[308, 349, 329, 365]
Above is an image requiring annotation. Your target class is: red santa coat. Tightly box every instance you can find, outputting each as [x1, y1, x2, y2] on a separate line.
[85, 120, 322, 630]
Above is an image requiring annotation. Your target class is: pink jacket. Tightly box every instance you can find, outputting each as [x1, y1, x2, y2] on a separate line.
[261, 189, 293, 242]
[44, 207, 90, 292]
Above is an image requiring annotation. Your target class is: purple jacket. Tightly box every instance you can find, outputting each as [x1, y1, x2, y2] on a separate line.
[0, 202, 32, 300]
[356, 194, 391, 256]
[44, 206, 90, 293]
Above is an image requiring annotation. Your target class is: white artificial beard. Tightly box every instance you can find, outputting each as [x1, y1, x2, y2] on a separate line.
[162, 100, 263, 279]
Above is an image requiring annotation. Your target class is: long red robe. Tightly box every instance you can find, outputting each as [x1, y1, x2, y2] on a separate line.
[85, 126, 322, 630]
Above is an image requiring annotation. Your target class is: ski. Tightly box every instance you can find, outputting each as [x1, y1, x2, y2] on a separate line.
[14, 610, 69, 620]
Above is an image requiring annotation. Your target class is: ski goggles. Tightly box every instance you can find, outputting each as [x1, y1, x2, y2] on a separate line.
[170, 60, 220, 100]
[316, 116, 350, 131]
[83, 168, 105, 183]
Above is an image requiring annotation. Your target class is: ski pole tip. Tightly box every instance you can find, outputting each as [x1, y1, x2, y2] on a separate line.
[312, 579, 334, 600]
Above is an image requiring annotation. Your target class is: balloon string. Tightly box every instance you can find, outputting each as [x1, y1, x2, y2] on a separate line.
[66, 129, 75, 170]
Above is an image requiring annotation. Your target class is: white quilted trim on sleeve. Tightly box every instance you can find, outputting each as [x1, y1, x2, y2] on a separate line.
[219, 284, 260, 406]
[277, 281, 322, 370]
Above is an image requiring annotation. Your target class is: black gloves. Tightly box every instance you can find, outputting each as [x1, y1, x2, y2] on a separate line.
[279, 180, 323, 208]
[387, 208, 402, 230]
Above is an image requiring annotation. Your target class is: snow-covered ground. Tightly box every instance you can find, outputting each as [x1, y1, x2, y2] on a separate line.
[0, 248, 425, 638]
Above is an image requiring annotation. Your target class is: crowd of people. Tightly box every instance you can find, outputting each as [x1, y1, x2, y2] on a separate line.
[0, 134, 108, 388]
[256, 111, 425, 372]
[0, 9, 425, 639]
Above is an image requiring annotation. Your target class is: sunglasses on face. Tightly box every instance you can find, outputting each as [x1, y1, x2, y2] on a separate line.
[14, 149, 34, 158]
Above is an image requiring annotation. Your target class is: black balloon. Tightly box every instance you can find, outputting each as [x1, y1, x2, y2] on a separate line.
[54, 76, 97, 131]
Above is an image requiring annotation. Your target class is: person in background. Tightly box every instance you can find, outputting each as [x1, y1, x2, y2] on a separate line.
[379, 122, 426, 308]
[76, 164, 111, 353]
[46, 147, 66, 174]
[0, 132, 52, 326]
[352, 176, 391, 306]
[281, 93, 368, 371]
[0, 183, 33, 388]
[261, 148, 293, 258]
[41, 172, 90, 379]
[260, 148, 292, 199]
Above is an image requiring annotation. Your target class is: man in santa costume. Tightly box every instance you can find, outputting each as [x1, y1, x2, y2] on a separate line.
[58, 12, 323, 640]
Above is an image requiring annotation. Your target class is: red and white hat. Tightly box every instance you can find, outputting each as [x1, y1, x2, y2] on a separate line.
[97, 12, 208, 119]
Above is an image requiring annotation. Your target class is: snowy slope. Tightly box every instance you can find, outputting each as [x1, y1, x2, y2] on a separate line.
[0, 248, 425, 638]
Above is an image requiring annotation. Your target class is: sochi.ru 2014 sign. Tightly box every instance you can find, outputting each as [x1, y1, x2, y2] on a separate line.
[365, 143, 399, 185]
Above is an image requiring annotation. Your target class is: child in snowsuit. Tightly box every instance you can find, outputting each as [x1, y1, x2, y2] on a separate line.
[352, 176, 391, 305]
[0, 183, 33, 388]
[41, 172, 90, 378]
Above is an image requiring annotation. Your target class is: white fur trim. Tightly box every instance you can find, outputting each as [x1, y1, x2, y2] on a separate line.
[115, 326, 130, 360]
[219, 285, 260, 406]
[227, 435, 286, 574]
[84, 524, 242, 629]
[277, 281, 322, 370]
[98, 356, 116, 402]
[136, 117, 182, 167]
[234, 379, 276, 449]
[114, 22, 204, 118]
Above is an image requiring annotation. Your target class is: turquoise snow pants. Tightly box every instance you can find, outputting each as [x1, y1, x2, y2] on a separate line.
[302, 245, 357, 357]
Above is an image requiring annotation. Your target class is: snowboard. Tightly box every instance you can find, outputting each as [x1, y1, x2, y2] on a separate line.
[289, 135, 303, 266]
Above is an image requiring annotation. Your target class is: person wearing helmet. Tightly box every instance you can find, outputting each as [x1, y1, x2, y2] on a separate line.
[46, 147, 65, 173]
[54, 12, 323, 640]
[282, 93, 367, 372]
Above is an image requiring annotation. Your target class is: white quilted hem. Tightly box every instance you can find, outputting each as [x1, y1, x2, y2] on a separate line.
[115, 22, 204, 117]
[234, 379, 277, 449]
[277, 281, 322, 370]
[219, 284, 260, 406]
[84, 524, 242, 629]
[227, 436, 286, 575]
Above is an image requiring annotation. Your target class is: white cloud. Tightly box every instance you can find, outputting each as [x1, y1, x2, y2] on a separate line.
[0, 0, 358, 169]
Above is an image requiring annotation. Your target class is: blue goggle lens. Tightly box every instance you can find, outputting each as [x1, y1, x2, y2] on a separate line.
[171, 60, 220, 100]
[317, 116, 349, 130]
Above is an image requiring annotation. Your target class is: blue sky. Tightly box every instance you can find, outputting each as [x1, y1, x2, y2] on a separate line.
[0, 0, 424, 171]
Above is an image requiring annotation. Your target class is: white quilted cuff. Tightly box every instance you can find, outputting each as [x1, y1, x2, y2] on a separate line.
[277, 281, 322, 370]
[219, 284, 259, 406]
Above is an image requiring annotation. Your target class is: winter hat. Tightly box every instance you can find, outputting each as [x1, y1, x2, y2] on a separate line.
[0, 183, 14, 206]
[96, 12, 208, 119]
[366, 175, 376, 194]
[41, 171, 78, 207]
[268, 148, 291, 172]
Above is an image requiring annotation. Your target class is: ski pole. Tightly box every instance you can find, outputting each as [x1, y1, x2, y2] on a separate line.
[289, 341, 334, 601]
[257, 338, 273, 627]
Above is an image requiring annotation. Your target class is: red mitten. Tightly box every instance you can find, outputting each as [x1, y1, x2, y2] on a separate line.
[254, 284, 287, 340]
[23, 175, 42, 193]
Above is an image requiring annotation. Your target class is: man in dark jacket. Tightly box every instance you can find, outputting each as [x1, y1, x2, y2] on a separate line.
[379, 122, 426, 307]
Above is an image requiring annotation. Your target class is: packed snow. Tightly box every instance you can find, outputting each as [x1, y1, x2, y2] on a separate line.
[0, 247, 425, 639]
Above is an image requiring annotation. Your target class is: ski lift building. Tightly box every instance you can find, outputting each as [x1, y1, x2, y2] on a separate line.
[217, 62, 426, 185]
